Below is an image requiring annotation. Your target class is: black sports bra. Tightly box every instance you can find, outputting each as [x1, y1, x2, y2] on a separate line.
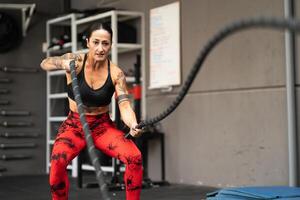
[67, 54, 115, 107]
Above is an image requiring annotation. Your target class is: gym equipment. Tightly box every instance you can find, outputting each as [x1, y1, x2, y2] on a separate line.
[0, 166, 7, 172]
[70, 60, 110, 200]
[0, 12, 22, 53]
[0, 89, 9, 94]
[0, 100, 10, 105]
[0, 142, 37, 149]
[0, 154, 32, 161]
[0, 78, 12, 83]
[0, 110, 30, 116]
[0, 66, 39, 73]
[207, 186, 300, 200]
[0, 121, 32, 127]
[0, 132, 39, 138]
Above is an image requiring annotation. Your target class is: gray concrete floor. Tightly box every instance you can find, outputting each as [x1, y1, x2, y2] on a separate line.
[0, 175, 217, 200]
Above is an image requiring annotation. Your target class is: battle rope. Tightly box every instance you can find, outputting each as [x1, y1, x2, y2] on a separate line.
[125, 17, 300, 138]
[69, 60, 110, 200]
[70, 17, 300, 197]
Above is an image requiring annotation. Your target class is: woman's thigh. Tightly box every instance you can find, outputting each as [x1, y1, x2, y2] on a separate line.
[92, 124, 141, 163]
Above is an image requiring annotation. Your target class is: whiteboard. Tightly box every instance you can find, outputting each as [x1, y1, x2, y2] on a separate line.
[149, 1, 181, 89]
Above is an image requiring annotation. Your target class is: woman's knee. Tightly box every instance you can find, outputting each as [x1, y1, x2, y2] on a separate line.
[124, 148, 143, 171]
[50, 151, 69, 172]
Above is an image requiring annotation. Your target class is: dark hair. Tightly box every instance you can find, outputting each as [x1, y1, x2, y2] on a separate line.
[86, 23, 113, 41]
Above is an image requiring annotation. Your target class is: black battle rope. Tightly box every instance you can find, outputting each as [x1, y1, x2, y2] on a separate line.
[69, 60, 110, 200]
[70, 17, 300, 197]
[125, 16, 300, 138]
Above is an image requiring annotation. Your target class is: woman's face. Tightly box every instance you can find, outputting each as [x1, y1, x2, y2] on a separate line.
[86, 29, 112, 62]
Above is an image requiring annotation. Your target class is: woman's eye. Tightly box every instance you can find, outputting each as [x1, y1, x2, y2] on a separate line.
[93, 41, 99, 45]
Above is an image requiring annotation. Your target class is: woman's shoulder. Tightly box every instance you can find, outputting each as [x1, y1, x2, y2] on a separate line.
[109, 61, 125, 82]
[110, 61, 123, 73]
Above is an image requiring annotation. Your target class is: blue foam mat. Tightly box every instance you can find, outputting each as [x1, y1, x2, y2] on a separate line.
[206, 186, 300, 200]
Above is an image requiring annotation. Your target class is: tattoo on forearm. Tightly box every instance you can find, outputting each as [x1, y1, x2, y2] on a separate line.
[116, 71, 127, 95]
[44, 53, 82, 70]
[44, 57, 62, 69]
[117, 94, 129, 104]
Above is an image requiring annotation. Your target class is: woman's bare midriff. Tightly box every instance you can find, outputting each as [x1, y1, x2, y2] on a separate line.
[68, 98, 110, 115]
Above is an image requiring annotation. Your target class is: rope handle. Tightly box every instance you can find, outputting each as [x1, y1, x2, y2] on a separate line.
[124, 122, 145, 139]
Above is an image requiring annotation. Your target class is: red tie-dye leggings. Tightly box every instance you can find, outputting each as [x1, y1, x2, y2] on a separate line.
[49, 111, 143, 200]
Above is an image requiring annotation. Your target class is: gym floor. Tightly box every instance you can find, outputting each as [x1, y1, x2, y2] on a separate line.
[0, 175, 217, 200]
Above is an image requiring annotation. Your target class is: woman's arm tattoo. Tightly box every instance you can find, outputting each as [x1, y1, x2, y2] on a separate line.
[116, 71, 128, 95]
[117, 94, 130, 104]
[64, 53, 82, 62]
[51, 53, 82, 69]
[42, 57, 63, 69]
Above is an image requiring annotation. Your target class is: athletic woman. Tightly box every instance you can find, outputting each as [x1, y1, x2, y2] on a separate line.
[41, 23, 143, 200]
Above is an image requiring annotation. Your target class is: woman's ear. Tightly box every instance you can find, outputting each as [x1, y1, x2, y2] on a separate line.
[86, 38, 89, 48]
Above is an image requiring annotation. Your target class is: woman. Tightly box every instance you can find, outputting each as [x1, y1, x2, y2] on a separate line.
[41, 23, 143, 200]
